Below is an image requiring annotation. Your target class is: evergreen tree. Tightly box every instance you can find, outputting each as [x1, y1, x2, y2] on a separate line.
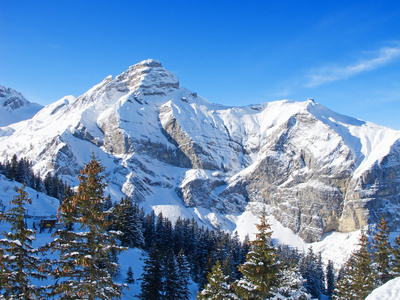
[8, 154, 18, 180]
[300, 249, 324, 298]
[235, 209, 281, 299]
[143, 211, 156, 250]
[15, 158, 28, 183]
[197, 260, 236, 300]
[139, 244, 164, 300]
[176, 249, 191, 300]
[44, 172, 54, 197]
[125, 266, 134, 284]
[325, 260, 335, 298]
[350, 231, 377, 298]
[0, 184, 46, 298]
[392, 234, 400, 276]
[163, 251, 181, 300]
[114, 197, 145, 248]
[103, 194, 113, 211]
[47, 154, 126, 299]
[333, 259, 354, 300]
[334, 231, 376, 299]
[273, 265, 311, 299]
[373, 214, 393, 284]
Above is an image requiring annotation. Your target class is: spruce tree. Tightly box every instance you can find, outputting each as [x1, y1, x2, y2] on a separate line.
[198, 260, 236, 300]
[114, 197, 145, 248]
[139, 244, 164, 300]
[0, 184, 46, 298]
[235, 208, 281, 299]
[143, 211, 156, 250]
[373, 214, 393, 284]
[176, 249, 191, 300]
[325, 260, 335, 298]
[163, 250, 181, 300]
[333, 259, 354, 300]
[125, 266, 134, 284]
[334, 231, 376, 299]
[47, 154, 126, 299]
[274, 265, 311, 299]
[392, 234, 400, 276]
[350, 231, 377, 298]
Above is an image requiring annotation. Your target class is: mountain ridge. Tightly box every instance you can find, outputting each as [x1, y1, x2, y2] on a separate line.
[1, 59, 400, 243]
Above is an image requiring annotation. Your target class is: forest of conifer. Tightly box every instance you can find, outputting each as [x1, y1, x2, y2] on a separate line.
[1, 155, 400, 299]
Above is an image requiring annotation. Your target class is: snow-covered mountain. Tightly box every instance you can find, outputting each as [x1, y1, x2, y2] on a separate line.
[0, 85, 43, 127]
[1, 59, 399, 245]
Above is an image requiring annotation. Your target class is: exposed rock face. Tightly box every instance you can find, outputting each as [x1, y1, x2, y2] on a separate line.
[1, 60, 400, 242]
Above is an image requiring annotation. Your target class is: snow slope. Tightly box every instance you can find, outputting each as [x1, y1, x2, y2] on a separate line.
[0, 85, 43, 127]
[0, 175, 58, 217]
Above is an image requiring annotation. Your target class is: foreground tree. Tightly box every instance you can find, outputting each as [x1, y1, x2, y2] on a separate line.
[0, 184, 46, 298]
[47, 154, 126, 299]
[235, 208, 281, 299]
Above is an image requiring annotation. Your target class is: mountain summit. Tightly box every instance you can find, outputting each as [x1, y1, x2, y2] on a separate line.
[1, 59, 400, 243]
[0, 85, 43, 127]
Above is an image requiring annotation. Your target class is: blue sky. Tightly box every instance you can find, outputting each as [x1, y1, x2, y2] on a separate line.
[1, 0, 400, 129]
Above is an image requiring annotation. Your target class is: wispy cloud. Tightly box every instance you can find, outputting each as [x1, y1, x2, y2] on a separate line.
[305, 45, 400, 87]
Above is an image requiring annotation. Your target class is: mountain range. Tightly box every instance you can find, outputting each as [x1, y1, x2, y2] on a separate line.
[1, 59, 399, 245]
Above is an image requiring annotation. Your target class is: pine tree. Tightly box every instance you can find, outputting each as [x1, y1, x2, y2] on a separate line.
[143, 211, 156, 250]
[198, 260, 236, 300]
[274, 265, 311, 299]
[235, 208, 281, 299]
[333, 259, 354, 300]
[325, 260, 335, 298]
[139, 244, 164, 300]
[114, 197, 145, 248]
[334, 231, 376, 299]
[350, 231, 377, 298]
[0, 184, 46, 298]
[125, 266, 134, 284]
[163, 250, 181, 300]
[103, 194, 113, 211]
[392, 234, 400, 276]
[47, 154, 126, 299]
[373, 214, 393, 284]
[176, 249, 191, 300]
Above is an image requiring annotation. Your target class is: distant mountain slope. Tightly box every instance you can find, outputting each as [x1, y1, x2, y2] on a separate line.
[0, 59, 399, 243]
[0, 85, 43, 127]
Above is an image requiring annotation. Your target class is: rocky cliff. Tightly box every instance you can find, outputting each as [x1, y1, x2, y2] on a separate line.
[1, 59, 399, 242]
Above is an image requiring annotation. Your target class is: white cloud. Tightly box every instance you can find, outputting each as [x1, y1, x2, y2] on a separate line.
[305, 46, 400, 87]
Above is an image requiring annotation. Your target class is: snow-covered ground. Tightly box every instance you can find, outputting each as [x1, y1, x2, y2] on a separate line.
[366, 277, 400, 300]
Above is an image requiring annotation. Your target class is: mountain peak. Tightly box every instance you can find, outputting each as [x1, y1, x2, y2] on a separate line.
[0, 85, 43, 126]
[115, 59, 179, 96]
[0, 85, 30, 111]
